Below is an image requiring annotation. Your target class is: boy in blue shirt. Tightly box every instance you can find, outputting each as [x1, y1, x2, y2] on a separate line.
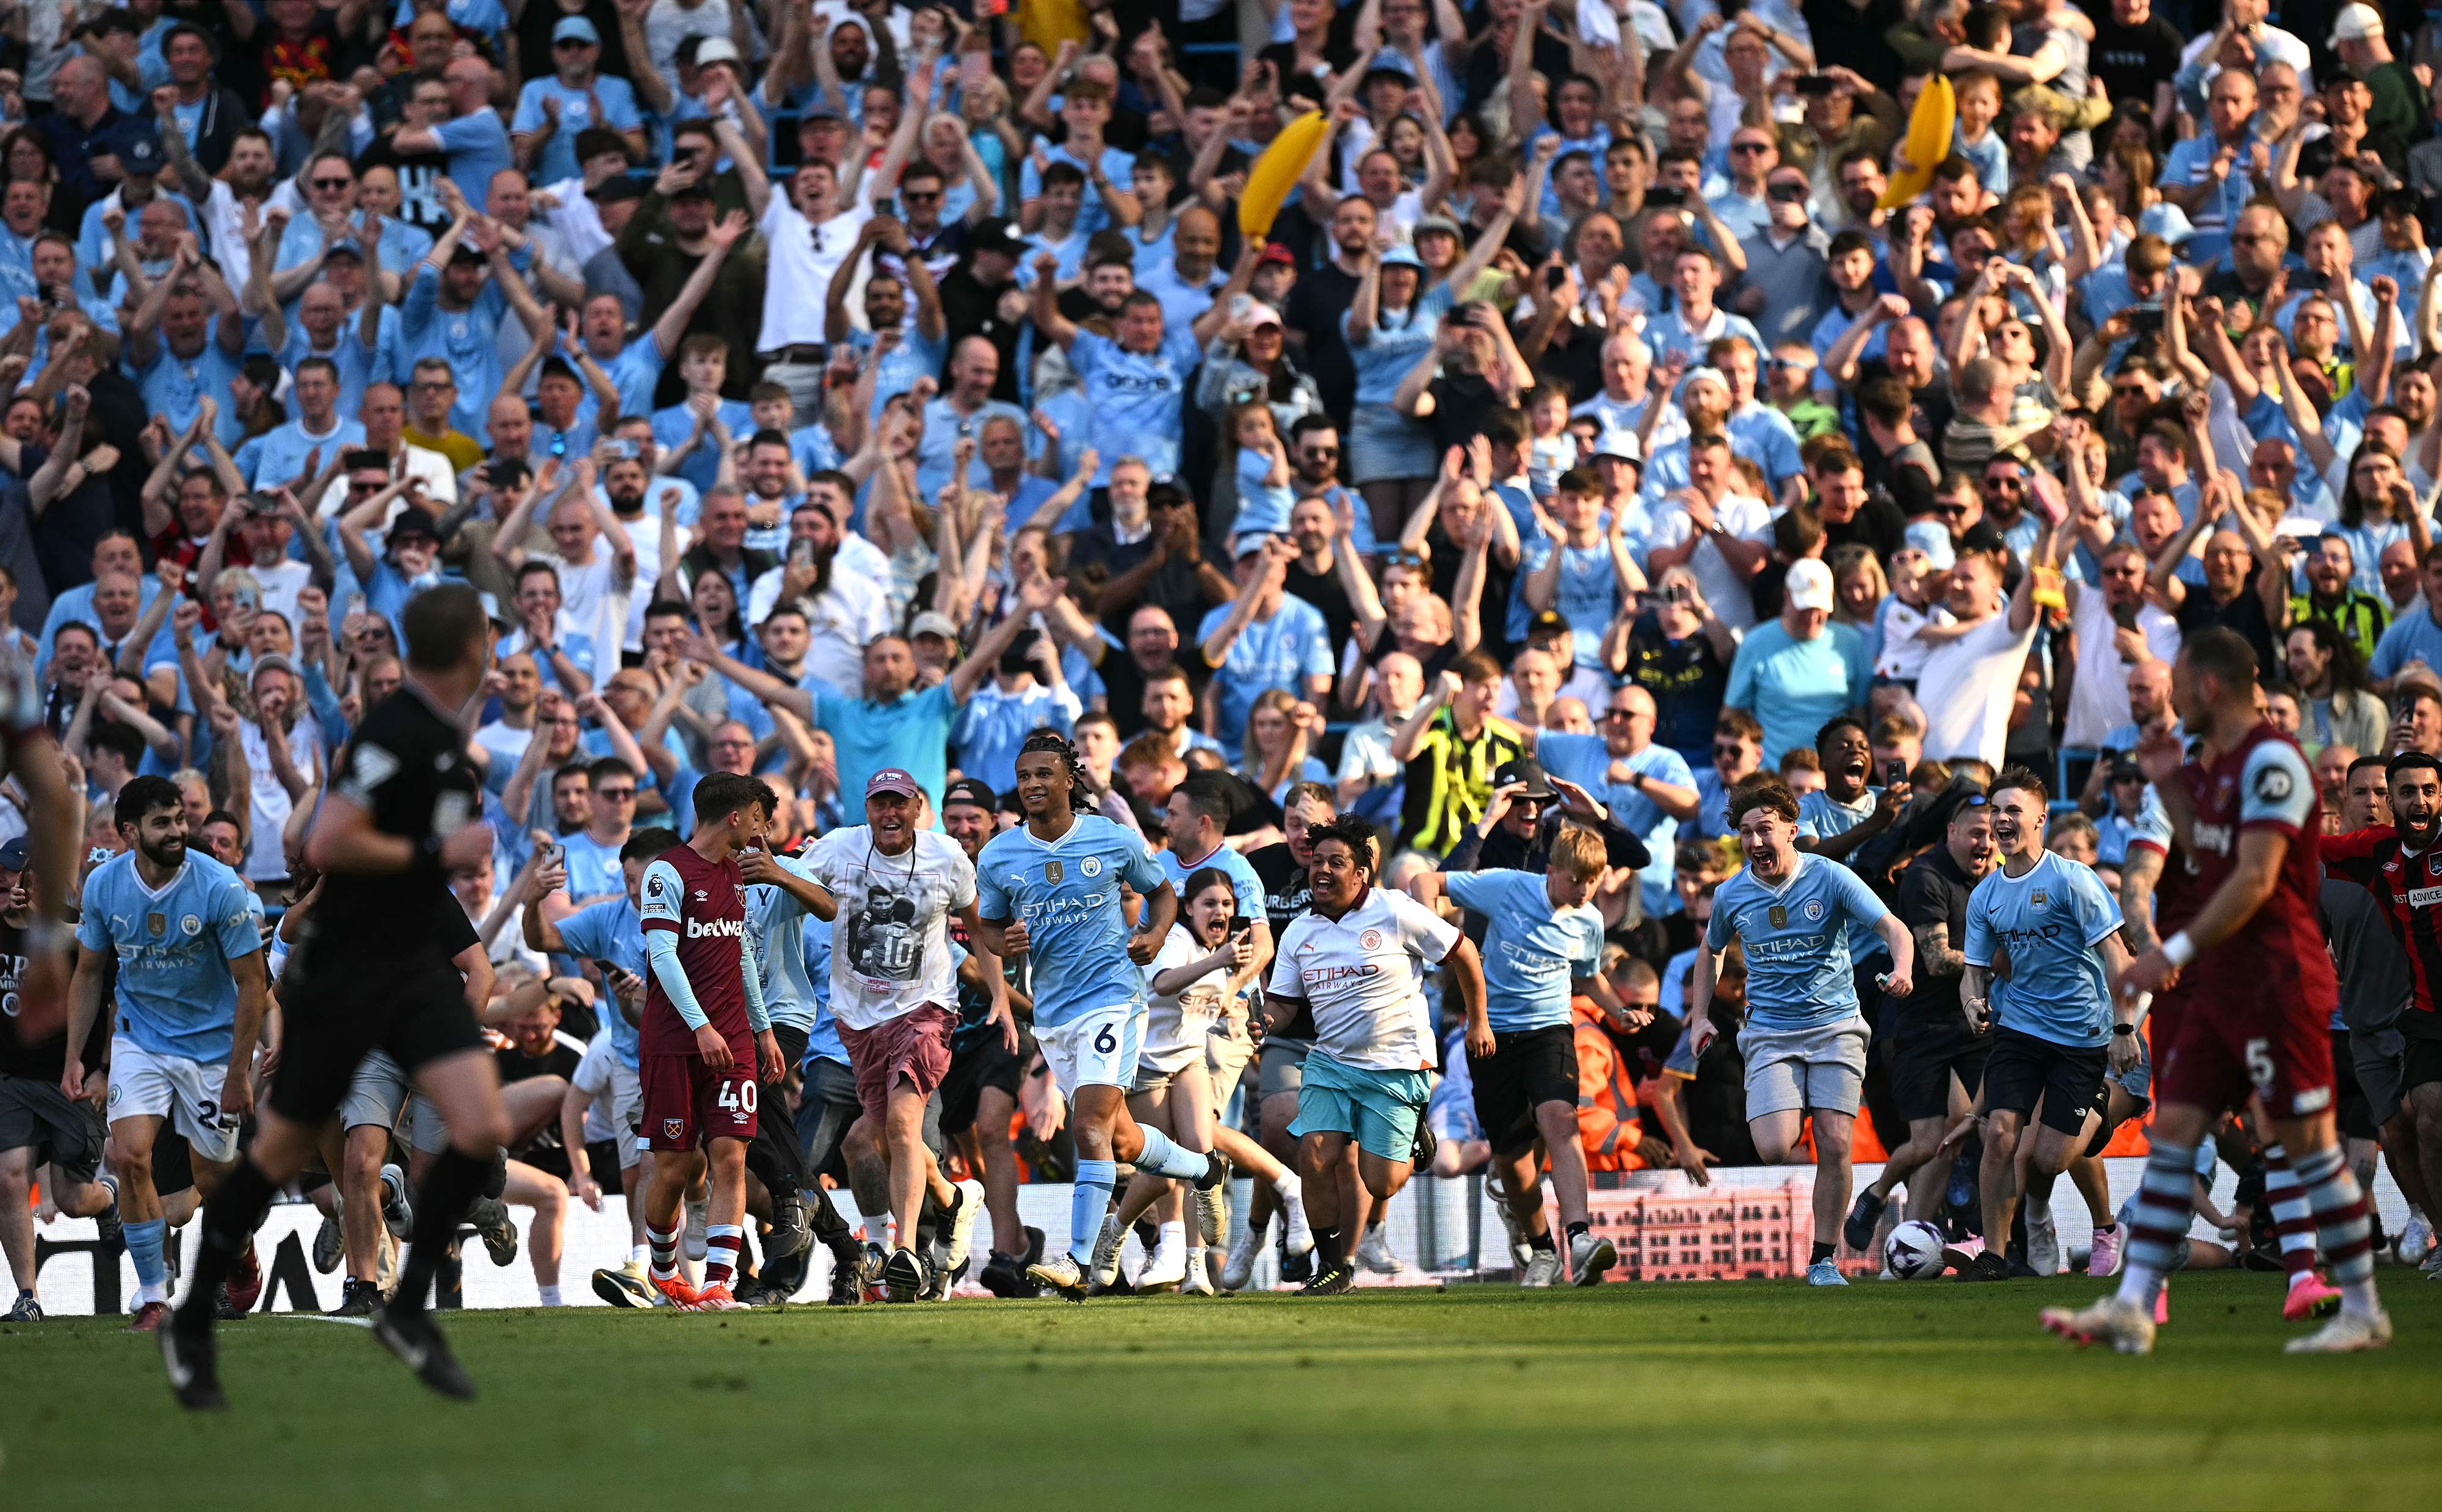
[60, 776, 269, 1325]
[1692, 772, 1913, 1286]
[1959, 768, 2131, 1281]
[1411, 825, 1637, 1289]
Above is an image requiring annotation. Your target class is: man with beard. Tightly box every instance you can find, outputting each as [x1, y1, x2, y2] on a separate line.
[2284, 534, 2389, 662]
[1284, 194, 1377, 422]
[61, 775, 267, 1330]
[744, 502, 889, 698]
[1827, 298, 1951, 447]
[1062, 603, 1202, 742]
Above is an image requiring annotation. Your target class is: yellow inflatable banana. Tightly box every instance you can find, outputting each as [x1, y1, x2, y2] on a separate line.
[1877, 74, 1954, 211]
[1240, 110, 1332, 239]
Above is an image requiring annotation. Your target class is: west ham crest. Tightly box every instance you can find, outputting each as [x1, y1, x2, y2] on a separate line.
[662, 1118, 686, 1142]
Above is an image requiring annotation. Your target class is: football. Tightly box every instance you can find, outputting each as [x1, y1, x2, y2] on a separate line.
[1885, 1220, 1947, 1280]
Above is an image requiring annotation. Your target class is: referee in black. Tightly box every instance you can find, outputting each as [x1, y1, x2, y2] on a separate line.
[166, 585, 512, 1410]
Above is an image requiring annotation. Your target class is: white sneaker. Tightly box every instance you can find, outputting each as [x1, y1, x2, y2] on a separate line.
[940, 1179, 985, 1277]
[2040, 1295, 2157, 1355]
[1137, 1235, 1187, 1293]
[2286, 1308, 2394, 1353]
[1182, 1253, 1217, 1296]
[1487, 1171, 1530, 1267]
[683, 1197, 709, 1262]
[1568, 1229, 1617, 1287]
[1354, 1224, 1404, 1275]
[2026, 1209, 2060, 1276]
[1280, 1190, 1314, 1257]
[1220, 1220, 1265, 1292]
[1088, 1215, 1125, 1292]
[1026, 1252, 1090, 1301]
[1520, 1246, 1562, 1287]
[2397, 1209, 2434, 1266]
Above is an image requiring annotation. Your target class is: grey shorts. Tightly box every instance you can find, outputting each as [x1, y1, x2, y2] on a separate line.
[0, 1072, 106, 1184]
[1257, 1040, 1309, 1100]
[407, 1093, 451, 1156]
[1207, 1019, 1256, 1110]
[338, 1049, 410, 1134]
[2354, 1025, 2407, 1127]
[1739, 1015, 1871, 1120]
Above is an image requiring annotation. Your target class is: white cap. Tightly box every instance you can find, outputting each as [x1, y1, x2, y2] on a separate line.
[1784, 557, 1836, 613]
[2330, 2, 2382, 45]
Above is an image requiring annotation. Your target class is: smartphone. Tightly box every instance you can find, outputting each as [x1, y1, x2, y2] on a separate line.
[874, 194, 897, 218]
[1645, 184, 1685, 209]
[540, 841, 563, 867]
[1229, 292, 1253, 321]
[1228, 916, 1253, 942]
[610, 439, 639, 460]
[1543, 264, 1567, 292]
[1883, 759, 1907, 788]
[2126, 306, 2165, 336]
[1794, 73, 1836, 97]
[233, 584, 260, 615]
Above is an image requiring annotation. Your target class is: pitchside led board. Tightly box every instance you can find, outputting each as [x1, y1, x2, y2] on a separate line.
[20, 1162, 2410, 1312]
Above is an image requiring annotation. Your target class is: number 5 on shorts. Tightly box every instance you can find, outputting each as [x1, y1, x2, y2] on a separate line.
[1093, 1022, 1118, 1055]
[2245, 1038, 2274, 1090]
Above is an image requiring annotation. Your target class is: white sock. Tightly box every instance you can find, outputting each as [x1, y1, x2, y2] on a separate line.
[2026, 1195, 2051, 1224]
[537, 1284, 563, 1306]
[629, 1244, 649, 1267]
[1158, 1220, 1185, 1253]
[1272, 1174, 1299, 1201]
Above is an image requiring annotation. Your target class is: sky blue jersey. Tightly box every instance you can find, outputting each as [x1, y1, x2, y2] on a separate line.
[1796, 785, 1891, 966]
[1158, 842, 1266, 924]
[76, 850, 261, 1062]
[1705, 852, 1890, 1030]
[746, 852, 825, 1033]
[554, 895, 645, 1069]
[1962, 850, 2123, 1048]
[975, 814, 1171, 1030]
[1446, 868, 1604, 1033]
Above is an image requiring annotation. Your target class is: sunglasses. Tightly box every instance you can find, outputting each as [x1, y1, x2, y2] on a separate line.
[1930, 502, 1968, 518]
[1712, 743, 1749, 758]
[1730, 142, 1772, 154]
[311, 177, 352, 190]
[1604, 707, 1640, 720]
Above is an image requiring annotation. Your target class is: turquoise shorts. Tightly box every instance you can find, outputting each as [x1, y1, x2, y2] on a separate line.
[1289, 1052, 1432, 1163]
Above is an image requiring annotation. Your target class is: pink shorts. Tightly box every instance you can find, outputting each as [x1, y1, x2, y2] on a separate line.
[836, 1004, 957, 1123]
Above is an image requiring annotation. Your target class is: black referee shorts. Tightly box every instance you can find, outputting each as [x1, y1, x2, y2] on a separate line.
[1981, 1027, 2107, 1137]
[1469, 1024, 1579, 1158]
[268, 944, 485, 1129]
[1885, 1010, 1991, 1124]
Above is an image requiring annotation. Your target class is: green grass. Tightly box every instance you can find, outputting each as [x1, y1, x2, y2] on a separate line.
[5, 1274, 2439, 1510]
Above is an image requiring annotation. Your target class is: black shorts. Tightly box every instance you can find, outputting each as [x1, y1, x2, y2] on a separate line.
[1469, 1024, 1579, 1157]
[2400, 1008, 2442, 1098]
[269, 946, 485, 1129]
[153, 1126, 194, 1194]
[1885, 1010, 1991, 1124]
[0, 1073, 106, 1184]
[2333, 1030, 2377, 1141]
[939, 1024, 1035, 1137]
[1981, 1027, 2107, 1137]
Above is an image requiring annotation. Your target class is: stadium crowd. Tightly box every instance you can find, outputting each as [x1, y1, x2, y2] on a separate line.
[1, 0, 2441, 1334]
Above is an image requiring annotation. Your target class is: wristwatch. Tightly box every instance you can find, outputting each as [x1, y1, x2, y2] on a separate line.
[2110, 1022, 2137, 1035]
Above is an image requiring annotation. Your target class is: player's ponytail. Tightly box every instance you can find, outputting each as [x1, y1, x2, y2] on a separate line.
[1020, 729, 1096, 814]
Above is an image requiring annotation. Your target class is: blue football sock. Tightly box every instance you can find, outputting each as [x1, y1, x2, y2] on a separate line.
[126, 1218, 168, 1293]
[1070, 1160, 1116, 1264]
[1132, 1126, 1209, 1180]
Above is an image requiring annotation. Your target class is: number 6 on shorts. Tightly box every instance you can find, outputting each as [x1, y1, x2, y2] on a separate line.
[1093, 1022, 1117, 1055]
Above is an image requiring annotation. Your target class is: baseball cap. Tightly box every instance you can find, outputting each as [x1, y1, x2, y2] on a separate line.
[2135, 201, 2194, 246]
[2330, 1, 2382, 45]
[1901, 521, 1956, 571]
[866, 767, 921, 799]
[552, 15, 600, 43]
[1243, 302, 1283, 330]
[1590, 429, 1643, 464]
[1234, 532, 1282, 560]
[907, 610, 960, 641]
[1784, 557, 1836, 613]
[1257, 243, 1295, 267]
[941, 776, 998, 812]
[971, 218, 1026, 258]
[1526, 608, 1573, 640]
[694, 36, 741, 65]
[114, 126, 165, 178]
[590, 174, 648, 205]
[250, 653, 299, 682]
[387, 511, 441, 545]
[802, 98, 846, 120]
[1379, 244, 1426, 271]
[1681, 365, 1731, 394]
[0, 837, 27, 871]
[1490, 756, 1557, 802]
[1957, 519, 2008, 558]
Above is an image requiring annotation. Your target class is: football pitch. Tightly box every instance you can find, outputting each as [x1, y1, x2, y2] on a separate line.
[6, 1274, 2438, 1511]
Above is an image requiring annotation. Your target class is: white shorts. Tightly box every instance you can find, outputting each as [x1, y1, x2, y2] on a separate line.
[106, 1037, 241, 1165]
[338, 1049, 410, 1132]
[1037, 1005, 1143, 1098]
